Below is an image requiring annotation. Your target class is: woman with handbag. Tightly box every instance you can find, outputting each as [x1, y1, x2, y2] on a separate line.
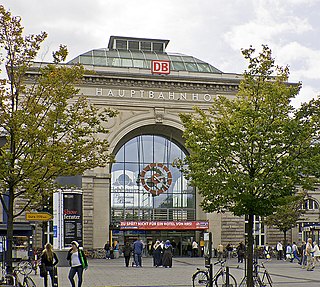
[40, 243, 59, 287]
[67, 240, 88, 287]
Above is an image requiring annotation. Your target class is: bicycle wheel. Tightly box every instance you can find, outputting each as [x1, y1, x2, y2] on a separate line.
[193, 270, 209, 287]
[23, 276, 36, 287]
[18, 260, 33, 275]
[214, 272, 237, 287]
[262, 271, 273, 286]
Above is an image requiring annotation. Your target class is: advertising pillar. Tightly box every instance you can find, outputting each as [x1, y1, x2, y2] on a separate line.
[53, 190, 83, 250]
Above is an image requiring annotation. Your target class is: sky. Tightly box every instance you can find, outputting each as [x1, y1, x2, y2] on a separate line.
[2, 0, 320, 108]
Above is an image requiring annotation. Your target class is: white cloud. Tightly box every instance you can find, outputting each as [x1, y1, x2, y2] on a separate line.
[1, 0, 320, 107]
[292, 84, 319, 108]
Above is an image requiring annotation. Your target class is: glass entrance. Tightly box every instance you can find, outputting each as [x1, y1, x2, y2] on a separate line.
[111, 135, 195, 224]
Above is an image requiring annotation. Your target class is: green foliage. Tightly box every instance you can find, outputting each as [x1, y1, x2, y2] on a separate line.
[180, 44, 320, 287]
[265, 192, 306, 233]
[180, 45, 318, 218]
[0, 5, 117, 216]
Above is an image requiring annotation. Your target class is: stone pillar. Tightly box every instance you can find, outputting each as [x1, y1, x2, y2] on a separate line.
[82, 168, 111, 249]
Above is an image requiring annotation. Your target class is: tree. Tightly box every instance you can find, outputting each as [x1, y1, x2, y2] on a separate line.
[0, 6, 117, 271]
[180, 45, 319, 287]
[265, 193, 306, 246]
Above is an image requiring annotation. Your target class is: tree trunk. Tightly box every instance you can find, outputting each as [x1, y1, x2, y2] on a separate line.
[283, 231, 287, 258]
[6, 184, 14, 273]
[246, 214, 254, 287]
[283, 231, 287, 246]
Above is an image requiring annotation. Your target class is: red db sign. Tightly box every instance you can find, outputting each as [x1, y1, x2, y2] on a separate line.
[151, 60, 170, 74]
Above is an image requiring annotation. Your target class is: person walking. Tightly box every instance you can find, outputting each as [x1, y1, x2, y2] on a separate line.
[162, 240, 173, 268]
[133, 238, 144, 267]
[305, 238, 314, 271]
[152, 240, 163, 267]
[122, 241, 133, 267]
[104, 241, 111, 259]
[217, 243, 224, 262]
[276, 241, 283, 260]
[192, 240, 198, 257]
[290, 242, 300, 263]
[299, 241, 307, 267]
[236, 242, 245, 263]
[67, 241, 88, 287]
[285, 243, 293, 261]
[226, 244, 233, 260]
[41, 243, 59, 287]
[187, 242, 192, 257]
[264, 243, 271, 261]
[313, 241, 320, 266]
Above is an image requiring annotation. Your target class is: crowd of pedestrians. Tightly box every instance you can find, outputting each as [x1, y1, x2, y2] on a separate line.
[264, 238, 320, 271]
[212, 238, 320, 273]
[104, 238, 176, 268]
[37, 237, 320, 287]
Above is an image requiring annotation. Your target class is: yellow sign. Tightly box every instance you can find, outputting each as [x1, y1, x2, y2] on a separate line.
[25, 212, 53, 221]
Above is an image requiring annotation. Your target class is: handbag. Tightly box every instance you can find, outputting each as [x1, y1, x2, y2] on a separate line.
[39, 264, 47, 277]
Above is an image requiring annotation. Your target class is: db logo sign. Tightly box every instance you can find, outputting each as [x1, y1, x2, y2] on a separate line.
[151, 60, 170, 75]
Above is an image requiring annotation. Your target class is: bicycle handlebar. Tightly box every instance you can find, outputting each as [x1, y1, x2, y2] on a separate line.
[214, 260, 226, 266]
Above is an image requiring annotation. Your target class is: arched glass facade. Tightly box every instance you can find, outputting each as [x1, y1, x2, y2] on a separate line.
[111, 135, 195, 224]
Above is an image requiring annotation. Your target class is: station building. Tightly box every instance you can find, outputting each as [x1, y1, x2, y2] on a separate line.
[24, 36, 320, 253]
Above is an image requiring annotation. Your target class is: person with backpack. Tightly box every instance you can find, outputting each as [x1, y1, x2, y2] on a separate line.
[67, 241, 88, 287]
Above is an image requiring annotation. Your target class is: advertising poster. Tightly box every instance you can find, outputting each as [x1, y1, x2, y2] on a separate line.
[63, 192, 83, 247]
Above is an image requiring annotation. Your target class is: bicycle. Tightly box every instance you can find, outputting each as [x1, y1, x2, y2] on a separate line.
[239, 261, 272, 287]
[0, 262, 36, 287]
[192, 260, 237, 287]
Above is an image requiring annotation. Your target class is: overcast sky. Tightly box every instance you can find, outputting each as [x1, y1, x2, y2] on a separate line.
[2, 0, 320, 107]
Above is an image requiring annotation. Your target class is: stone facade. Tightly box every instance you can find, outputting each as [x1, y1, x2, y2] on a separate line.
[17, 36, 320, 251]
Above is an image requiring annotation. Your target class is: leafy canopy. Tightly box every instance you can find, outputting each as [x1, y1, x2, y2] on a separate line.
[0, 5, 118, 215]
[180, 45, 318, 217]
[265, 193, 306, 234]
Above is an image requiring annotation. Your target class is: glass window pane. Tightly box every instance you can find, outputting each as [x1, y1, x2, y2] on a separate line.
[80, 56, 93, 65]
[128, 41, 139, 51]
[144, 53, 158, 60]
[182, 56, 194, 61]
[116, 39, 127, 50]
[131, 51, 146, 60]
[153, 42, 163, 52]
[93, 57, 106, 66]
[141, 42, 151, 51]
[118, 50, 132, 58]
[172, 61, 186, 71]
[133, 59, 146, 68]
[198, 63, 211, 72]
[169, 55, 183, 61]
[185, 62, 198, 72]
[93, 50, 106, 57]
[157, 54, 170, 60]
[107, 50, 119, 57]
[121, 58, 133, 67]
[107, 57, 121, 66]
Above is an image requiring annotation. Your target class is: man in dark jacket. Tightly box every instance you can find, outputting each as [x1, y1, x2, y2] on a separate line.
[133, 238, 144, 267]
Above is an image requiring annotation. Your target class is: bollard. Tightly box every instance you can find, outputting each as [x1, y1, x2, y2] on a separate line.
[226, 266, 230, 286]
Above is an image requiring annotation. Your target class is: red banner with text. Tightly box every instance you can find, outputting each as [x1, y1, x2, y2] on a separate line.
[120, 220, 208, 230]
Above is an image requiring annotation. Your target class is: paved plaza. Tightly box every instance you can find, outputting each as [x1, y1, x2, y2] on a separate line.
[30, 256, 320, 287]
